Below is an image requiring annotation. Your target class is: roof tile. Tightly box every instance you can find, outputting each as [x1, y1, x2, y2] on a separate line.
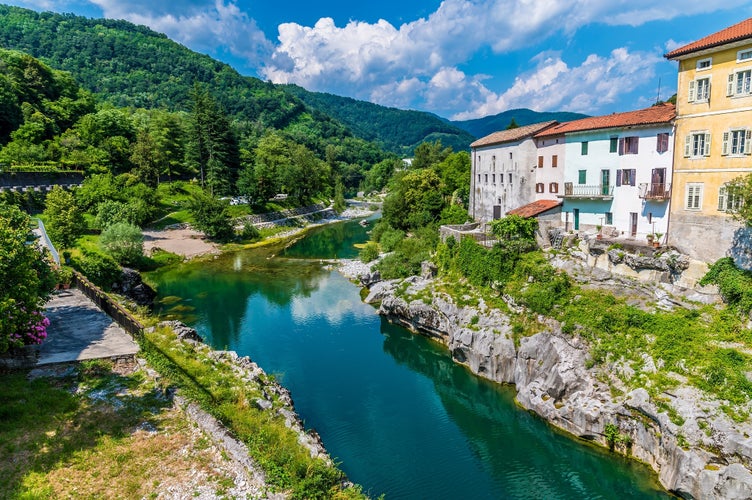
[507, 199, 562, 218]
[535, 104, 675, 137]
[665, 18, 752, 59]
[471, 121, 557, 148]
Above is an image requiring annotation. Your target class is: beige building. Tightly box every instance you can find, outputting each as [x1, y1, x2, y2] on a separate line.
[665, 18, 752, 266]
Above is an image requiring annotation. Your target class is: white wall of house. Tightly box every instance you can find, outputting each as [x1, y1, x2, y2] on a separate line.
[470, 138, 538, 222]
[534, 135, 565, 201]
[561, 125, 674, 241]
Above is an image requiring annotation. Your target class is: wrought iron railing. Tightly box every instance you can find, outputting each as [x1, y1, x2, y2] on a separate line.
[563, 183, 614, 197]
[638, 183, 671, 200]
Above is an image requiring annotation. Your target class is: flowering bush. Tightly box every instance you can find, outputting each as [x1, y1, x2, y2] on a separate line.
[8, 311, 50, 347]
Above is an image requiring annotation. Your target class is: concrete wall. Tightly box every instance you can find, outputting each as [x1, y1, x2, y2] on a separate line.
[470, 137, 538, 222]
[668, 211, 752, 268]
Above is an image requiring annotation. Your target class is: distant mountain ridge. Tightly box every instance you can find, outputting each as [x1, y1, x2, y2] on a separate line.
[451, 109, 589, 139]
[283, 84, 476, 155]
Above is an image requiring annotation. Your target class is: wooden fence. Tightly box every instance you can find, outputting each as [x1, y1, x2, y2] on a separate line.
[70, 270, 144, 339]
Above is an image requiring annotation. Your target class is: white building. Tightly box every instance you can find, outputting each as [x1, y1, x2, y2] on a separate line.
[533, 130, 566, 201]
[469, 121, 558, 222]
[540, 104, 676, 241]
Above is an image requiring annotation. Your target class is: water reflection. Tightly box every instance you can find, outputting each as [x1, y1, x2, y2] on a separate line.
[381, 321, 670, 499]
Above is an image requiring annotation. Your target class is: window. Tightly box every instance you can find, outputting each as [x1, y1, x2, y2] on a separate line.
[686, 183, 703, 210]
[492, 174, 496, 184]
[609, 137, 618, 153]
[605, 212, 613, 225]
[722, 129, 752, 155]
[549, 182, 559, 193]
[737, 49, 752, 62]
[728, 70, 752, 96]
[718, 185, 744, 212]
[484, 174, 488, 184]
[657, 133, 670, 153]
[697, 57, 712, 70]
[538, 156, 544, 168]
[477, 174, 481, 182]
[508, 173, 512, 184]
[492, 155, 496, 170]
[578, 170, 587, 184]
[688, 77, 710, 102]
[535, 183, 545, 193]
[616, 169, 636, 187]
[509, 152, 513, 159]
[552, 155, 558, 167]
[581, 141, 589, 155]
[619, 136, 639, 155]
[499, 173, 503, 184]
[684, 132, 711, 157]
[647, 212, 652, 224]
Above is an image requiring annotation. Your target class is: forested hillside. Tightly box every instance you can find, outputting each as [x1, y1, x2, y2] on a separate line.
[452, 108, 589, 138]
[283, 84, 476, 155]
[0, 4, 386, 170]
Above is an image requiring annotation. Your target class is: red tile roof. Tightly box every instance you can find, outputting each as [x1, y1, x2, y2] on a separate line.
[471, 121, 558, 148]
[665, 18, 752, 59]
[507, 199, 562, 218]
[535, 104, 675, 137]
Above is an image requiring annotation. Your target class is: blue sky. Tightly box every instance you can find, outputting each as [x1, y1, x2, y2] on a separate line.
[6, 1, 752, 120]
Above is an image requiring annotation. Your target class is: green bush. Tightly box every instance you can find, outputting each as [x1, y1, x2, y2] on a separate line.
[359, 241, 379, 263]
[239, 221, 260, 241]
[700, 258, 752, 313]
[378, 226, 405, 252]
[99, 222, 144, 265]
[72, 250, 121, 290]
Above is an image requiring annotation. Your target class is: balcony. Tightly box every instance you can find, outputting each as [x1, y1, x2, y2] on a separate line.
[563, 183, 614, 199]
[639, 183, 671, 201]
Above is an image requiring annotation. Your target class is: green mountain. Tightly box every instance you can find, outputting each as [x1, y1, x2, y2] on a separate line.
[0, 4, 387, 167]
[451, 108, 589, 138]
[283, 84, 476, 155]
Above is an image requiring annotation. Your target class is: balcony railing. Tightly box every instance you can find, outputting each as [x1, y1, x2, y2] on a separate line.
[638, 183, 671, 201]
[563, 183, 614, 198]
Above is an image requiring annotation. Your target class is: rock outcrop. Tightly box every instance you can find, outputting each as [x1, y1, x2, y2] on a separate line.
[113, 268, 157, 306]
[368, 278, 752, 499]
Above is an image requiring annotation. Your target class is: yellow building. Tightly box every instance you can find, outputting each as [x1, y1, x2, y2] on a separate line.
[665, 19, 752, 265]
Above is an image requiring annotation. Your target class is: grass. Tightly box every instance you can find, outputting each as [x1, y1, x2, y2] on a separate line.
[139, 324, 365, 499]
[0, 360, 244, 498]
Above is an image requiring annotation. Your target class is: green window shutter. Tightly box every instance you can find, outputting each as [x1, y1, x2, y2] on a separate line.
[578, 170, 587, 184]
[610, 137, 618, 153]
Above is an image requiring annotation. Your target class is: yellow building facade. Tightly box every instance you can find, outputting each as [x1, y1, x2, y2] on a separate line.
[666, 19, 752, 265]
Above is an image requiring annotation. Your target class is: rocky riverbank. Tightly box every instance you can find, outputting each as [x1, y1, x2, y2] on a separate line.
[361, 268, 752, 499]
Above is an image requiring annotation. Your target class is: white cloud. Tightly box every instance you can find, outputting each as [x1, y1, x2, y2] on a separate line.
[260, 0, 738, 116]
[89, 0, 273, 65]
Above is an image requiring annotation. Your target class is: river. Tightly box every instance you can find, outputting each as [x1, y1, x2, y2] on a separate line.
[150, 218, 670, 499]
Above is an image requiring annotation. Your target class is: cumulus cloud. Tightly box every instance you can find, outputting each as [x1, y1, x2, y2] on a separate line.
[452, 48, 663, 119]
[259, 0, 740, 116]
[89, 0, 273, 65]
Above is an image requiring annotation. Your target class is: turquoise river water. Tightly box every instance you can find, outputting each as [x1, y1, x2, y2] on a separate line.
[151, 218, 671, 499]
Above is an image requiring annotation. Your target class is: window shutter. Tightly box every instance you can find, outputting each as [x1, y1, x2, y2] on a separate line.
[618, 138, 624, 155]
[633, 138, 639, 154]
[538, 156, 543, 168]
[630, 169, 636, 186]
[688, 79, 696, 102]
[687, 185, 695, 209]
[718, 186, 727, 211]
[704, 133, 711, 156]
[616, 170, 622, 187]
[684, 135, 691, 157]
[746, 130, 752, 154]
[722, 131, 730, 155]
[728, 73, 735, 96]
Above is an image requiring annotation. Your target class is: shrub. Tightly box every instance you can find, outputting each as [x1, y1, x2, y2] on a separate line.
[72, 250, 121, 290]
[239, 221, 260, 241]
[378, 227, 405, 252]
[700, 258, 752, 313]
[99, 222, 144, 265]
[359, 241, 379, 263]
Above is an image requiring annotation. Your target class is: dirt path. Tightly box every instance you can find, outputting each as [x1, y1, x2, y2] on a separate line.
[143, 228, 219, 259]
